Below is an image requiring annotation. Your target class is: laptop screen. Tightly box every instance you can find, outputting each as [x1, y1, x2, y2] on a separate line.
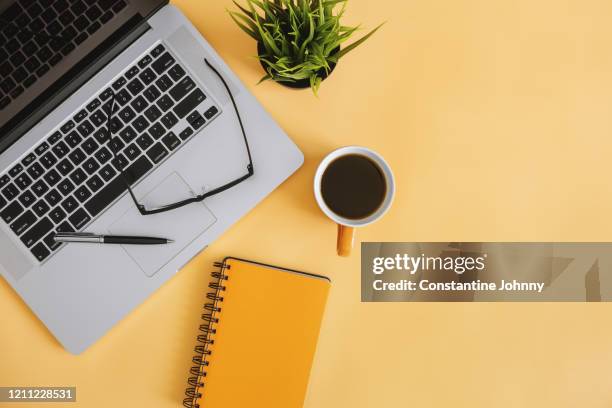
[0, 0, 166, 153]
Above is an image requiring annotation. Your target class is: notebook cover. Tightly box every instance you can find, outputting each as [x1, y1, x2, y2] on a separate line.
[190, 257, 331, 408]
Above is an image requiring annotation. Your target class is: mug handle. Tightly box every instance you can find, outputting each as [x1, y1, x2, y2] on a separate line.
[337, 225, 356, 257]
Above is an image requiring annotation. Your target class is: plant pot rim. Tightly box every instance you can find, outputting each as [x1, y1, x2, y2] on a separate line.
[256, 42, 340, 90]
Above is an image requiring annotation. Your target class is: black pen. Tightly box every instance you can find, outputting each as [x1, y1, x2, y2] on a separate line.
[54, 232, 174, 245]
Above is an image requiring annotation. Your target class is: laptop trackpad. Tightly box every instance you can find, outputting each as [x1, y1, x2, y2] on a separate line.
[108, 173, 217, 277]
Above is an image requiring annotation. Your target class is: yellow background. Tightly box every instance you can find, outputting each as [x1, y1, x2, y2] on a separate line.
[2, 0, 612, 406]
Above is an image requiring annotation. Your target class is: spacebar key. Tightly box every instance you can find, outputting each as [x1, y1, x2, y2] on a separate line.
[84, 157, 153, 217]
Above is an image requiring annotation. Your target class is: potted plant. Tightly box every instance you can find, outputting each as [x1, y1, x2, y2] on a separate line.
[229, 0, 383, 94]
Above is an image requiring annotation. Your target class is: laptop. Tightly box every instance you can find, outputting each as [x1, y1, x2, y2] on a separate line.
[0, 0, 303, 354]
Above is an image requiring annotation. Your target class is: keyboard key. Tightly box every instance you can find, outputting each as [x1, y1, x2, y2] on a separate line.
[85, 156, 153, 217]
[169, 77, 196, 101]
[61, 196, 78, 213]
[65, 131, 82, 148]
[58, 179, 75, 196]
[99, 165, 116, 182]
[87, 21, 101, 35]
[31, 180, 49, 197]
[2, 184, 19, 200]
[152, 52, 175, 74]
[157, 95, 174, 112]
[100, 87, 113, 101]
[43, 169, 61, 186]
[93, 128, 111, 144]
[139, 68, 156, 84]
[187, 112, 206, 130]
[21, 217, 53, 248]
[109, 117, 124, 133]
[155, 74, 173, 92]
[118, 106, 136, 124]
[57, 159, 75, 176]
[0, 196, 5, 210]
[148, 122, 165, 139]
[115, 89, 132, 106]
[146, 143, 169, 164]
[112, 76, 126, 90]
[26, 163, 45, 180]
[161, 112, 178, 129]
[132, 116, 149, 133]
[9, 164, 23, 177]
[125, 66, 139, 79]
[35, 142, 50, 156]
[179, 127, 194, 141]
[111, 154, 128, 171]
[44, 232, 62, 251]
[127, 78, 144, 96]
[11, 210, 36, 235]
[69, 168, 87, 186]
[85, 5, 102, 21]
[138, 55, 152, 68]
[49, 206, 66, 223]
[69, 148, 87, 165]
[14, 173, 32, 189]
[86, 175, 103, 192]
[136, 134, 153, 150]
[22, 153, 36, 167]
[131, 95, 148, 113]
[60, 120, 75, 134]
[110, 137, 125, 152]
[86, 98, 101, 112]
[168, 64, 186, 81]
[77, 120, 95, 137]
[151, 44, 165, 58]
[45, 189, 62, 207]
[204, 106, 219, 119]
[124, 144, 141, 160]
[143, 85, 161, 103]
[18, 191, 36, 207]
[83, 158, 100, 175]
[32, 200, 50, 217]
[162, 132, 180, 151]
[0, 175, 9, 189]
[69, 208, 91, 229]
[1, 201, 24, 224]
[82, 138, 99, 155]
[119, 126, 137, 143]
[48, 131, 62, 144]
[52, 141, 69, 158]
[74, 186, 92, 203]
[95, 147, 112, 164]
[40, 152, 58, 169]
[90, 110, 106, 127]
[174, 89, 206, 119]
[31, 242, 50, 262]
[56, 221, 74, 233]
[144, 105, 162, 122]
[74, 109, 87, 123]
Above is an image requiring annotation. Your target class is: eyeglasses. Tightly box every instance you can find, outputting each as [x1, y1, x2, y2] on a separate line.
[104, 58, 254, 215]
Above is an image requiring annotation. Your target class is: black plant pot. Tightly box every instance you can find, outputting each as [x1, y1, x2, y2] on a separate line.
[257, 42, 339, 89]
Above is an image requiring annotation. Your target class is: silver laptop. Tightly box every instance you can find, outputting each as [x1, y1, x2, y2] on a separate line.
[0, 0, 303, 354]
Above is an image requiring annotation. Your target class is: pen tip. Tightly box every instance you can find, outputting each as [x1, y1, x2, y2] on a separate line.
[167, 239, 175, 244]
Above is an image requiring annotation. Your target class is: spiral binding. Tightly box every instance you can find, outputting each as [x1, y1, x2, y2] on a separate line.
[183, 261, 230, 408]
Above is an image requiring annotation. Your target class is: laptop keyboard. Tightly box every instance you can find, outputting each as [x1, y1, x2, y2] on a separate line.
[0, 43, 221, 263]
[0, 0, 128, 111]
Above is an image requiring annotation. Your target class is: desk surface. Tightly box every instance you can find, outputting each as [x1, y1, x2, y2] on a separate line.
[3, 0, 612, 407]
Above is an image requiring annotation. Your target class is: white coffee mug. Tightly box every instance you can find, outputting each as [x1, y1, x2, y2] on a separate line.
[314, 146, 395, 257]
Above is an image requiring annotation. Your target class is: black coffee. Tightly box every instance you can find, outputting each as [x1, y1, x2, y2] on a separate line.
[321, 154, 387, 220]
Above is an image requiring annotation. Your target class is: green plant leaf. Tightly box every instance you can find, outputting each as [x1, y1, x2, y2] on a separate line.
[337, 22, 385, 59]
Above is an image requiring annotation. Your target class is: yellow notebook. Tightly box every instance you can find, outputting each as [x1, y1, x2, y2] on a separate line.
[183, 257, 331, 408]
